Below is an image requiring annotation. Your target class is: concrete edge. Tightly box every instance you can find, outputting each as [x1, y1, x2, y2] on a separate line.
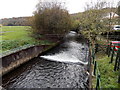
[1, 41, 61, 77]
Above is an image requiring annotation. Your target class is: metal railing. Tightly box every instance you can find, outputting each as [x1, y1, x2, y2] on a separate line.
[91, 41, 120, 89]
[107, 43, 120, 71]
[95, 42, 120, 84]
[91, 48, 102, 89]
[106, 43, 120, 83]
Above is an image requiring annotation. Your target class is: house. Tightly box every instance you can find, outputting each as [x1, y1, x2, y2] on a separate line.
[102, 12, 119, 19]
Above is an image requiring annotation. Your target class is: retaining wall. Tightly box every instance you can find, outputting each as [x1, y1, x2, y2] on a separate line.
[0, 42, 60, 76]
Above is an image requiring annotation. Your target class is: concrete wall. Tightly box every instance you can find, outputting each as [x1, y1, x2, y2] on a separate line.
[0, 43, 60, 76]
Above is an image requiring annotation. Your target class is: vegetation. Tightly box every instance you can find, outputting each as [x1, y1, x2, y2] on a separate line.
[117, 1, 120, 25]
[77, 1, 119, 88]
[0, 26, 32, 52]
[71, 1, 118, 46]
[0, 0, 119, 88]
[95, 53, 120, 88]
[31, 0, 72, 40]
[1, 26, 32, 40]
[1, 17, 31, 26]
[118, 1, 120, 16]
[0, 26, 53, 53]
[91, 35, 120, 88]
[1, 0, 73, 53]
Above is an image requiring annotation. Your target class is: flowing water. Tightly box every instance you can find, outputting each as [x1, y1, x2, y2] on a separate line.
[2, 31, 89, 89]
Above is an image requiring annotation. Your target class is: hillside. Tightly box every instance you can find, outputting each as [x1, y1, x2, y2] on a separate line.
[1, 17, 32, 26]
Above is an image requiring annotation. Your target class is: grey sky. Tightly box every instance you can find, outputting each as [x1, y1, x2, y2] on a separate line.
[0, 0, 119, 19]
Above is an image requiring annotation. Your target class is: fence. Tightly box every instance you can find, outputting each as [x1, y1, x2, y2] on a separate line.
[91, 40, 120, 89]
[91, 48, 102, 89]
[106, 42, 120, 83]
[93, 41, 120, 70]
[101, 34, 120, 41]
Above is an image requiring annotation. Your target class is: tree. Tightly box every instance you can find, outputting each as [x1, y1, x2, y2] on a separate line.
[79, 1, 117, 45]
[117, 1, 120, 24]
[79, 1, 108, 45]
[31, 0, 72, 40]
[117, 1, 120, 16]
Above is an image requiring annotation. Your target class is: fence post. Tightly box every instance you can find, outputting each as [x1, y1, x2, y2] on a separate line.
[92, 49, 95, 64]
[118, 71, 120, 83]
[117, 57, 120, 70]
[95, 44, 99, 53]
[110, 46, 115, 63]
[94, 61, 97, 76]
[96, 74, 100, 90]
[114, 50, 120, 71]
[108, 42, 112, 57]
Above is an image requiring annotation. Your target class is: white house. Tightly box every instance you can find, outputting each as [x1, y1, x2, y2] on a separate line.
[103, 12, 119, 19]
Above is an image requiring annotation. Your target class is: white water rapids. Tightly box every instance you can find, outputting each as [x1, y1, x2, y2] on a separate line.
[40, 31, 89, 65]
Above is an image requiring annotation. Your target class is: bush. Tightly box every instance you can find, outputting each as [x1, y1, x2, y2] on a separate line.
[31, 0, 72, 39]
[1, 40, 36, 51]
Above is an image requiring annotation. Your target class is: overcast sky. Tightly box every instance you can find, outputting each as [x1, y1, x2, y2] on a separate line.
[0, 0, 119, 19]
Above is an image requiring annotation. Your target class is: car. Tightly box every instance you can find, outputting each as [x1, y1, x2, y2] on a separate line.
[113, 25, 120, 30]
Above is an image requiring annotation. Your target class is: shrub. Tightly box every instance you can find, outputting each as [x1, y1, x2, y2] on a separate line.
[31, 0, 72, 39]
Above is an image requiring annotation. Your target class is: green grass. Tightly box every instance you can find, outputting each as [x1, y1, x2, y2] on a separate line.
[0, 26, 32, 41]
[94, 51, 120, 88]
[0, 26, 53, 53]
[91, 36, 120, 88]
[0, 26, 34, 52]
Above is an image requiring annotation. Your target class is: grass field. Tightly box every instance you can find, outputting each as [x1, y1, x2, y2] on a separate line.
[0, 26, 35, 52]
[0, 26, 54, 53]
[0, 26, 32, 41]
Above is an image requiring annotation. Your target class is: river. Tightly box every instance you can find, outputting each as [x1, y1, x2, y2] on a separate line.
[2, 31, 89, 89]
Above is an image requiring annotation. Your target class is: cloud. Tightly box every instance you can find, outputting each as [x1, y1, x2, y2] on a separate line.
[0, 0, 119, 19]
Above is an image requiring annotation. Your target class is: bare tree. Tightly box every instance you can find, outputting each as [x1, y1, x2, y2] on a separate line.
[117, 1, 120, 24]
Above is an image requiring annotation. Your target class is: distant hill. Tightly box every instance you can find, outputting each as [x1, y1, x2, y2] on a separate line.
[1, 17, 32, 26]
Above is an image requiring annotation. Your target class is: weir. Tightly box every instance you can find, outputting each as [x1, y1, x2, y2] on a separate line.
[2, 31, 90, 88]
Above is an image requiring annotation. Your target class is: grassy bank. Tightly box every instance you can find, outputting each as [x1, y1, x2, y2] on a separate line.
[0, 26, 54, 53]
[95, 52, 120, 88]
[92, 36, 120, 88]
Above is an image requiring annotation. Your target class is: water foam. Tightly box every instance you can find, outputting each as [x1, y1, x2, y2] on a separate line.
[40, 53, 88, 65]
[40, 41, 88, 65]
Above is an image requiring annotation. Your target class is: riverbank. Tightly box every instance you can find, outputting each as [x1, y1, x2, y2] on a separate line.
[96, 52, 120, 88]
[91, 35, 120, 88]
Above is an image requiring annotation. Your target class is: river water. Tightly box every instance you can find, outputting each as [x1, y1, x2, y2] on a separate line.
[2, 31, 89, 89]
